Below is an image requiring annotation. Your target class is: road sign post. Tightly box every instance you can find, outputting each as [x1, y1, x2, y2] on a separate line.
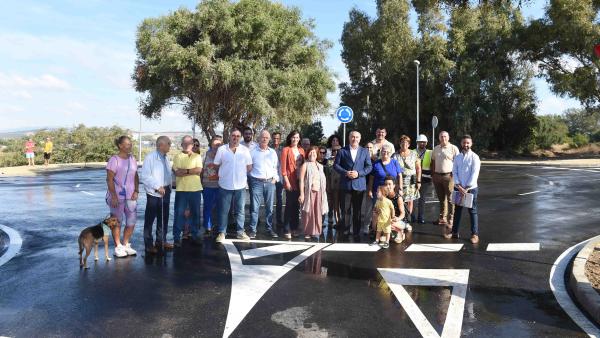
[432, 115, 438, 150]
[336, 106, 354, 147]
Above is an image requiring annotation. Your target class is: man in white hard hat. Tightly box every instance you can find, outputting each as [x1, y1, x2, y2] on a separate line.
[415, 134, 432, 224]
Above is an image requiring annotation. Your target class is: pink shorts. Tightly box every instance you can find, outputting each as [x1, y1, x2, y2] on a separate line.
[109, 199, 137, 227]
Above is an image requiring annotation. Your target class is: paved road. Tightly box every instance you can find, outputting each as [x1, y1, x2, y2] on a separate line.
[1, 165, 599, 337]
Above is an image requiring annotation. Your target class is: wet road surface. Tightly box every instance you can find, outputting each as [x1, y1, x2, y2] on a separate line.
[1, 165, 599, 337]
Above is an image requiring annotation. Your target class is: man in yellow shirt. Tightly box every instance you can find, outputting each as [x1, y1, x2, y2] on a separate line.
[172, 135, 203, 246]
[43, 137, 53, 166]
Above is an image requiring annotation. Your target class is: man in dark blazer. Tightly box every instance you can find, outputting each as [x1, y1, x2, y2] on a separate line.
[333, 130, 373, 242]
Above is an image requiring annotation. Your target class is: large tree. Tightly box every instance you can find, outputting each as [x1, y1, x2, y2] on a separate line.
[133, 0, 335, 140]
[340, 0, 538, 151]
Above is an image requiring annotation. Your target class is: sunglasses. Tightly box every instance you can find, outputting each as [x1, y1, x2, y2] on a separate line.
[319, 151, 326, 154]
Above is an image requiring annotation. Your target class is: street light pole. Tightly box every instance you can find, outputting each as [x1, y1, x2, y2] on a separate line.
[414, 60, 420, 139]
[138, 112, 142, 161]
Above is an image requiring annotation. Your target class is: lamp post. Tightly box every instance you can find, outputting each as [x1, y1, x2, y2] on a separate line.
[138, 112, 142, 161]
[414, 60, 420, 139]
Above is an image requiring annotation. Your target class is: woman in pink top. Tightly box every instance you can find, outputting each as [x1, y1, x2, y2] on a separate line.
[106, 136, 140, 258]
[24, 138, 35, 166]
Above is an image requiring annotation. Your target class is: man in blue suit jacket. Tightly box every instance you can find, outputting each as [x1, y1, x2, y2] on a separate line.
[334, 130, 373, 242]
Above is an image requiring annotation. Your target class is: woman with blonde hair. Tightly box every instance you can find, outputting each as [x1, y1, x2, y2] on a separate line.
[298, 146, 328, 241]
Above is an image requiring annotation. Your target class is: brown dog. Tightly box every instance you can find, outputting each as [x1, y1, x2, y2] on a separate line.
[78, 216, 119, 269]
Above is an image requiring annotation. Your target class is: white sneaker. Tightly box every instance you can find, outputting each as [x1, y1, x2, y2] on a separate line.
[124, 243, 137, 256]
[113, 245, 127, 258]
[215, 232, 226, 243]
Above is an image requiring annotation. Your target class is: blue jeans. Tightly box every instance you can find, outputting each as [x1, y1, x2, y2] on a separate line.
[452, 187, 479, 236]
[202, 187, 219, 230]
[173, 191, 201, 242]
[217, 188, 246, 234]
[249, 177, 275, 233]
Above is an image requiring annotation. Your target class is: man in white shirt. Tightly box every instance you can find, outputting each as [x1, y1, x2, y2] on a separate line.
[248, 130, 279, 238]
[371, 127, 395, 159]
[140, 136, 173, 254]
[241, 126, 258, 150]
[214, 127, 253, 243]
[444, 135, 481, 244]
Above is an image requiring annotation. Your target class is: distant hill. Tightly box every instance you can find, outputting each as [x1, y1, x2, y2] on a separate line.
[0, 128, 51, 139]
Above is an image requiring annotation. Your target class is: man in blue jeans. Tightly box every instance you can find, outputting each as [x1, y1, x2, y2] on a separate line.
[445, 134, 481, 244]
[172, 135, 204, 247]
[248, 130, 279, 238]
[214, 127, 253, 243]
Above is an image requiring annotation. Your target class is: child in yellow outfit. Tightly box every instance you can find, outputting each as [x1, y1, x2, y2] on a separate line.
[370, 186, 395, 249]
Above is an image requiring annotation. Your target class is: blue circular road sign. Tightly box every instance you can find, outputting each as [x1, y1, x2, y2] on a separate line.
[336, 106, 353, 123]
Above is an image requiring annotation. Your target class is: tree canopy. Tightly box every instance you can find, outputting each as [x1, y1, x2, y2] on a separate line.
[339, 0, 600, 152]
[133, 0, 335, 140]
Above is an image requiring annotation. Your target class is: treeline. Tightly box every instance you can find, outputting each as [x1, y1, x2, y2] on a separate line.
[0, 124, 135, 167]
[534, 108, 600, 149]
[339, 0, 600, 153]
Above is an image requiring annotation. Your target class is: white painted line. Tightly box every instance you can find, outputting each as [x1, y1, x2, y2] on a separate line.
[75, 183, 81, 188]
[0, 224, 23, 267]
[549, 239, 600, 338]
[230, 239, 311, 245]
[486, 243, 540, 251]
[378, 268, 469, 338]
[80, 191, 95, 196]
[240, 244, 312, 260]
[405, 244, 464, 252]
[517, 191, 540, 196]
[323, 243, 380, 252]
[425, 200, 438, 204]
[222, 240, 330, 338]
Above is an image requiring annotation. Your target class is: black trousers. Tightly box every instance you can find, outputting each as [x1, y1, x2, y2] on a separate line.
[144, 189, 171, 250]
[340, 190, 364, 237]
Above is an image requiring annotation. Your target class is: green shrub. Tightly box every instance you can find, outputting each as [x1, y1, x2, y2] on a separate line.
[533, 115, 569, 149]
[569, 133, 589, 148]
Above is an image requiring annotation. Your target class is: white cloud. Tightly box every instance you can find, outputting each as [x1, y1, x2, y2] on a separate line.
[537, 95, 581, 115]
[0, 72, 71, 91]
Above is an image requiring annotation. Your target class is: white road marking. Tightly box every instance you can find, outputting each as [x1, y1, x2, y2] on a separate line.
[425, 200, 438, 204]
[323, 243, 380, 252]
[541, 166, 600, 173]
[517, 191, 540, 196]
[378, 268, 470, 338]
[222, 240, 330, 338]
[240, 244, 312, 260]
[0, 224, 23, 267]
[75, 184, 81, 188]
[232, 239, 311, 245]
[405, 244, 464, 252]
[486, 243, 540, 251]
[549, 239, 600, 338]
[80, 191, 95, 196]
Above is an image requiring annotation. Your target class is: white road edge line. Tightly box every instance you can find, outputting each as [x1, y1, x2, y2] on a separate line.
[0, 224, 23, 267]
[486, 243, 540, 252]
[405, 244, 464, 252]
[549, 239, 600, 338]
[80, 191, 95, 196]
[517, 191, 540, 196]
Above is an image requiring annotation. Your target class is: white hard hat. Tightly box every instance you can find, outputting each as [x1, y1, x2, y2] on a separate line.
[416, 134, 428, 143]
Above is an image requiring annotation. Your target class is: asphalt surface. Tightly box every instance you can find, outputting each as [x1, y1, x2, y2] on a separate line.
[1, 165, 599, 337]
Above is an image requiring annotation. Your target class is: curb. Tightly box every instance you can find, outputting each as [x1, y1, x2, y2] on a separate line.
[482, 160, 600, 168]
[569, 235, 600, 325]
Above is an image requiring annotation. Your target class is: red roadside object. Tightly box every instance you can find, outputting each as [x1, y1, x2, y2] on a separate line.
[594, 44, 600, 58]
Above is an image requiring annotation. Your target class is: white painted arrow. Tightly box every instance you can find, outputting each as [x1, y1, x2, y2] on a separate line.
[222, 240, 330, 338]
[378, 268, 470, 338]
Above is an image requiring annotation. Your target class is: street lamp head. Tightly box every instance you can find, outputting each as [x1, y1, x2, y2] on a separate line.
[414, 60, 420, 66]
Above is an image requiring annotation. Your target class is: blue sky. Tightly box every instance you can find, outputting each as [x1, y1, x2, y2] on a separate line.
[0, 0, 581, 135]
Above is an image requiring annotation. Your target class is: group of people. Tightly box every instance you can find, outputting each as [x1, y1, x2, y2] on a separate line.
[23, 137, 54, 166]
[104, 126, 481, 257]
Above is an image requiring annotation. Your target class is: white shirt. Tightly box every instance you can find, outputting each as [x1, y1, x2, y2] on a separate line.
[241, 141, 257, 151]
[214, 144, 253, 190]
[140, 150, 172, 197]
[452, 149, 480, 189]
[350, 146, 359, 162]
[250, 146, 279, 181]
